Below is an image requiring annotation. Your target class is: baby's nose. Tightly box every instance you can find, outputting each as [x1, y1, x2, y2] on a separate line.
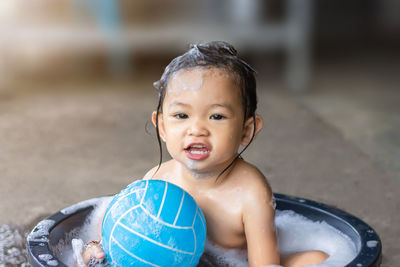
[187, 120, 209, 136]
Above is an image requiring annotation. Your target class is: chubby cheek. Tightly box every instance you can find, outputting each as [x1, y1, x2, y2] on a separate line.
[163, 120, 185, 138]
[214, 129, 242, 157]
[162, 122, 186, 154]
[217, 141, 240, 159]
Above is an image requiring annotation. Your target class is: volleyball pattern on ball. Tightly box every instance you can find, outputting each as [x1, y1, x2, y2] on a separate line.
[102, 179, 207, 267]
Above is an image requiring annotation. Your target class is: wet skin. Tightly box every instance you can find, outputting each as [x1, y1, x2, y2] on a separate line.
[81, 67, 328, 267]
[147, 67, 327, 266]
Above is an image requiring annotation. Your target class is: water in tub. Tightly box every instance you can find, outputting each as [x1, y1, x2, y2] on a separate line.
[46, 197, 358, 267]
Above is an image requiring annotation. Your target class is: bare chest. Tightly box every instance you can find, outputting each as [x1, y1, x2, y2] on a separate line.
[190, 188, 247, 249]
[151, 172, 248, 248]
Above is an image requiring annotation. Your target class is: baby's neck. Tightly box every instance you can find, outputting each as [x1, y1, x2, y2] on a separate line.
[185, 167, 217, 180]
[175, 160, 236, 188]
[178, 162, 218, 184]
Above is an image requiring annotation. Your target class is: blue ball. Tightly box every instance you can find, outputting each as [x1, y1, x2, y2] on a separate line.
[102, 180, 207, 267]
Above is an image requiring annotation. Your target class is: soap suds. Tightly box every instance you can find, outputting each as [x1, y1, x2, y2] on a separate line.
[71, 238, 85, 267]
[366, 240, 379, 248]
[168, 68, 203, 95]
[61, 198, 106, 215]
[201, 210, 357, 267]
[53, 197, 112, 266]
[39, 254, 58, 266]
[270, 195, 276, 210]
[27, 219, 55, 242]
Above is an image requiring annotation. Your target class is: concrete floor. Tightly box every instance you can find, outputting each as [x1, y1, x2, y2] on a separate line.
[0, 55, 399, 266]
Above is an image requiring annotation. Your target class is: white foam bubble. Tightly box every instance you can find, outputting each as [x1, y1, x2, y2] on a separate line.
[276, 210, 357, 267]
[38, 254, 53, 261]
[203, 241, 248, 267]
[47, 259, 59, 266]
[38, 254, 58, 266]
[366, 240, 379, 248]
[52, 227, 81, 266]
[78, 196, 112, 243]
[168, 68, 203, 95]
[184, 159, 218, 179]
[27, 219, 55, 242]
[186, 158, 198, 171]
[61, 198, 106, 215]
[270, 195, 276, 210]
[71, 238, 85, 267]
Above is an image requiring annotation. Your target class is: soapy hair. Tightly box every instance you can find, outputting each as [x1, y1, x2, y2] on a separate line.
[153, 41, 258, 177]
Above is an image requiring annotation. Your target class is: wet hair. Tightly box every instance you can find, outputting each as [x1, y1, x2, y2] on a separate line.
[153, 41, 258, 177]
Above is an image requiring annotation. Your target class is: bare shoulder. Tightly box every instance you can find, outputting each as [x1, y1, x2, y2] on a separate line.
[143, 166, 158, 180]
[232, 160, 273, 205]
[143, 160, 175, 180]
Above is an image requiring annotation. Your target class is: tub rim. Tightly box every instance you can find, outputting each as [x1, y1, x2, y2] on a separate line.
[274, 193, 382, 267]
[26, 194, 382, 267]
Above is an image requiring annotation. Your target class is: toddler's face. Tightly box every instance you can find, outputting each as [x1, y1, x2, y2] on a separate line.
[157, 67, 249, 175]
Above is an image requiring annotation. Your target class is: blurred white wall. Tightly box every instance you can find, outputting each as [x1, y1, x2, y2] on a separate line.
[1, 0, 398, 90]
[0, 0, 314, 92]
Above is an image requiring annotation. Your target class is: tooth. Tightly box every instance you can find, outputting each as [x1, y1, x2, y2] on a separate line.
[191, 150, 206, 154]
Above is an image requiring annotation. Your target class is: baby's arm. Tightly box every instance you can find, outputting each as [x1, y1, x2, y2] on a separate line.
[243, 176, 280, 267]
[77, 203, 108, 266]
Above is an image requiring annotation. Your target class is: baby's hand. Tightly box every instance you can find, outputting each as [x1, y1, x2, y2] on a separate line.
[82, 241, 106, 265]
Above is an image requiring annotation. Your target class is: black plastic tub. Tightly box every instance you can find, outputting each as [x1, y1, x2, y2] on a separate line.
[27, 194, 382, 267]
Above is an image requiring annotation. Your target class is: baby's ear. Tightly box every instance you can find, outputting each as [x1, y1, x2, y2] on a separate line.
[151, 111, 166, 142]
[241, 114, 263, 146]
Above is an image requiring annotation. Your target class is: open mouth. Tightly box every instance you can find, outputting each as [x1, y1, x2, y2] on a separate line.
[184, 143, 211, 160]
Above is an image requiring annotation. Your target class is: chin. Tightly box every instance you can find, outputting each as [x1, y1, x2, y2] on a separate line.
[183, 160, 216, 177]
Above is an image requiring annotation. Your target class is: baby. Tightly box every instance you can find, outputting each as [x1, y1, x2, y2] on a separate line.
[82, 41, 328, 267]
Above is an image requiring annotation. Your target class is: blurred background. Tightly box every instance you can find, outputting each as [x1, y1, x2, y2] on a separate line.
[0, 0, 399, 266]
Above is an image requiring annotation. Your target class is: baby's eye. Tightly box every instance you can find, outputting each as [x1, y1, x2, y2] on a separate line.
[174, 113, 188, 119]
[210, 114, 225, 120]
